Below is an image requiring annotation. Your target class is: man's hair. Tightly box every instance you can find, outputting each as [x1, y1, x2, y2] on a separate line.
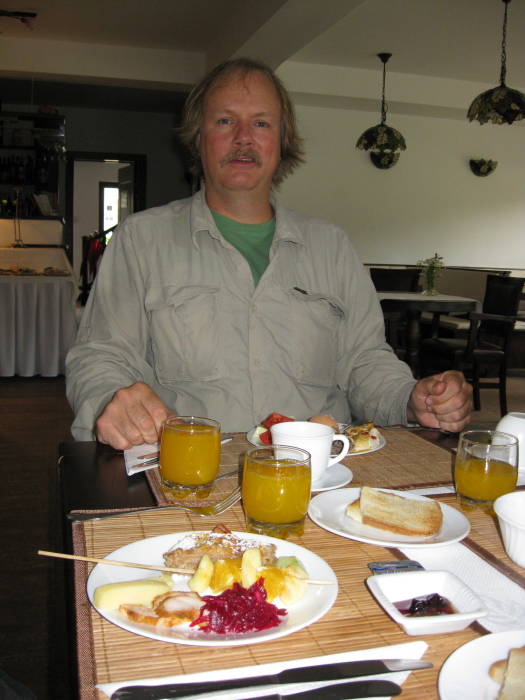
[178, 57, 305, 187]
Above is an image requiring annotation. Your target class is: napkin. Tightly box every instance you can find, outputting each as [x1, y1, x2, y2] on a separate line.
[123, 441, 159, 476]
[97, 640, 428, 699]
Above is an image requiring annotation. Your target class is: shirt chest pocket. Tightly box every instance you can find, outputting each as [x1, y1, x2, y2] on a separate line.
[145, 285, 220, 383]
[289, 289, 345, 387]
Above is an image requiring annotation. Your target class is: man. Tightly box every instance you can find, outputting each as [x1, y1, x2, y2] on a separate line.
[66, 58, 472, 450]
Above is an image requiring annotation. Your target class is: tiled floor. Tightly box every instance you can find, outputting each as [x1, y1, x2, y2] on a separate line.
[0, 375, 523, 699]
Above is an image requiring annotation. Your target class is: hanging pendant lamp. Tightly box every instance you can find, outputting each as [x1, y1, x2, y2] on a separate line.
[467, 0, 525, 125]
[356, 53, 406, 169]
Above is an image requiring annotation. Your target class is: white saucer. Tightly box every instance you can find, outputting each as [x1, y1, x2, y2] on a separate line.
[311, 463, 353, 492]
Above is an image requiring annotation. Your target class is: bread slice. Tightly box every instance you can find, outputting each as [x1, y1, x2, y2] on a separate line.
[489, 658, 507, 684]
[345, 486, 443, 537]
[497, 646, 525, 700]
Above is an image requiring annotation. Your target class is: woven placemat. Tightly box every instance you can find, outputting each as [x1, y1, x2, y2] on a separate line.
[344, 429, 455, 490]
[69, 487, 524, 700]
[145, 430, 455, 507]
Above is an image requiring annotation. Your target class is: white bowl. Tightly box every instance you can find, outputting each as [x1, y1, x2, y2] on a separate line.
[367, 570, 487, 635]
[494, 491, 525, 568]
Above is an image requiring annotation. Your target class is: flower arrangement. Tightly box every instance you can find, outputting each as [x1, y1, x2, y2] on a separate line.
[418, 253, 444, 296]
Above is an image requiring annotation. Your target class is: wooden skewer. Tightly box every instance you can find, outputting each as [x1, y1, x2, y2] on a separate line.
[37, 550, 335, 585]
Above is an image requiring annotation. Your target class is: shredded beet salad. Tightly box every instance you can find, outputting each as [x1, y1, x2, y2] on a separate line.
[190, 578, 286, 634]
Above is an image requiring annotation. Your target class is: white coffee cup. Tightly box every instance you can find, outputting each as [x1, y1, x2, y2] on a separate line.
[270, 421, 350, 486]
[496, 412, 525, 472]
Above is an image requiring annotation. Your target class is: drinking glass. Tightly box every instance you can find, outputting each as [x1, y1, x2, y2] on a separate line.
[159, 416, 220, 496]
[454, 430, 518, 514]
[242, 445, 311, 539]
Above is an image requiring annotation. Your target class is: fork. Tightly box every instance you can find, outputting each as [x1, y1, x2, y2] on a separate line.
[68, 486, 242, 521]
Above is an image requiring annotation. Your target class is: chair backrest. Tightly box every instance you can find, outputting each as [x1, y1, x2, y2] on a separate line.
[77, 230, 108, 305]
[369, 267, 421, 292]
[481, 275, 525, 337]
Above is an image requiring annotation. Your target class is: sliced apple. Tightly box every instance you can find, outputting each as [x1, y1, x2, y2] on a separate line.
[241, 547, 262, 588]
[188, 554, 214, 594]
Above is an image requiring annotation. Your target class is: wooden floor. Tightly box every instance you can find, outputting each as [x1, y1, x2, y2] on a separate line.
[0, 374, 524, 699]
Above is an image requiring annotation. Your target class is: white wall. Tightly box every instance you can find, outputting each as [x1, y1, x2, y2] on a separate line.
[280, 103, 525, 271]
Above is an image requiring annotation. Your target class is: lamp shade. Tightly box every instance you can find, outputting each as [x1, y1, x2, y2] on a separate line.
[356, 123, 407, 153]
[467, 85, 525, 125]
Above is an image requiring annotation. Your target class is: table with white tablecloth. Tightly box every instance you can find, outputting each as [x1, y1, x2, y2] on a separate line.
[0, 247, 78, 376]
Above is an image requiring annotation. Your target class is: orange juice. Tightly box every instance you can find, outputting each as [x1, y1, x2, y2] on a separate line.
[242, 457, 311, 531]
[160, 419, 220, 488]
[455, 457, 517, 509]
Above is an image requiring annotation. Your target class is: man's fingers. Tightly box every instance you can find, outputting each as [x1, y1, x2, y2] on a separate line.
[96, 383, 169, 449]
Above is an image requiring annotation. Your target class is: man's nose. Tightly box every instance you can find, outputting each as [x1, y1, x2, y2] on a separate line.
[234, 121, 253, 144]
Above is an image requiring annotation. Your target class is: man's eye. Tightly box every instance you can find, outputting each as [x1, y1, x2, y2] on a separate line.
[218, 117, 231, 125]
[255, 120, 269, 128]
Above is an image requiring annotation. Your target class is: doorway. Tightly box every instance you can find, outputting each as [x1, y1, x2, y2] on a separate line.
[64, 151, 146, 279]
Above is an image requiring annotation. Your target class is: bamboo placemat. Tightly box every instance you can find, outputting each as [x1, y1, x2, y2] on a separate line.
[145, 430, 455, 507]
[70, 487, 523, 700]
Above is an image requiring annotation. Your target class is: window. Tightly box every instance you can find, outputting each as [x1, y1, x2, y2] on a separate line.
[99, 181, 119, 241]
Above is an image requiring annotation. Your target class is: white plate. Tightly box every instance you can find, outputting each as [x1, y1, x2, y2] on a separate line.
[438, 629, 525, 700]
[247, 426, 386, 456]
[308, 488, 470, 547]
[311, 463, 353, 492]
[87, 531, 338, 647]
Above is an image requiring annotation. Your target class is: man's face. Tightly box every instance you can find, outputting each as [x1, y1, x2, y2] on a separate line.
[198, 70, 282, 203]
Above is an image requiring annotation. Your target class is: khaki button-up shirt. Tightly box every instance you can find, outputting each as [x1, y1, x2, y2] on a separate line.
[66, 189, 415, 439]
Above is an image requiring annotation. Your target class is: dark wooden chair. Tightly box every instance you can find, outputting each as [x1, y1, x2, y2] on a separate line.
[77, 225, 117, 305]
[369, 267, 421, 293]
[419, 274, 525, 415]
[369, 267, 421, 359]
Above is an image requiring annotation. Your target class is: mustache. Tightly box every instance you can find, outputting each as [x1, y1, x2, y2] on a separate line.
[220, 149, 262, 167]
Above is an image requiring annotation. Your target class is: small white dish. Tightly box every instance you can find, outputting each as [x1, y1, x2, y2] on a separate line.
[494, 491, 525, 568]
[311, 463, 353, 492]
[367, 570, 487, 636]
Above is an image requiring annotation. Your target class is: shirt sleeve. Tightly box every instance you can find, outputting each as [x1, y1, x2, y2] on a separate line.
[65, 219, 158, 440]
[333, 231, 417, 426]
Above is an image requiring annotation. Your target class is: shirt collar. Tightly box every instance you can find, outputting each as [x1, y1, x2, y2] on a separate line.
[189, 184, 306, 249]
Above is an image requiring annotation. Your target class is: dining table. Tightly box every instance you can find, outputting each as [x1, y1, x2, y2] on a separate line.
[54, 428, 525, 700]
[377, 292, 479, 376]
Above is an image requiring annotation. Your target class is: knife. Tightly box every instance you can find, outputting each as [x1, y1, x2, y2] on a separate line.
[113, 679, 400, 700]
[110, 659, 430, 699]
[250, 679, 401, 700]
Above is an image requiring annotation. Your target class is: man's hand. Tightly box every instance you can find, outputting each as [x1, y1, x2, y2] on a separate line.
[96, 382, 171, 450]
[407, 370, 473, 433]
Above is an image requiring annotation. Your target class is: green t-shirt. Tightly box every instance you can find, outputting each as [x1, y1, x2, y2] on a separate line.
[212, 210, 275, 286]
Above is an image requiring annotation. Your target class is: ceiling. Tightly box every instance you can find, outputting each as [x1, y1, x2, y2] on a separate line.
[0, 0, 524, 112]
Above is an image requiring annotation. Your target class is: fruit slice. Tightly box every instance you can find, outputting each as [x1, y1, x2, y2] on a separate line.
[280, 564, 308, 606]
[210, 558, 242, 593]
[188, 554, 213, 594]
[259, 566, 286, 602]
[241, 547, 262, 588]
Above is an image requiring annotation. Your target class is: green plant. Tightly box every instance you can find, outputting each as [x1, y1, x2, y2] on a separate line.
[418, 253, 444, 294]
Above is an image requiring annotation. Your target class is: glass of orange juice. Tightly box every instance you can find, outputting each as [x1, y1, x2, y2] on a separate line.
[454, 430, 518, 514]
[242, 446, 311, 539]
[159, 416, 220, 495]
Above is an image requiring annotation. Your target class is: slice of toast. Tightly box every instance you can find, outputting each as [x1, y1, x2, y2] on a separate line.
[345, 486, 443, 537]
[497, 646, 525, 700]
